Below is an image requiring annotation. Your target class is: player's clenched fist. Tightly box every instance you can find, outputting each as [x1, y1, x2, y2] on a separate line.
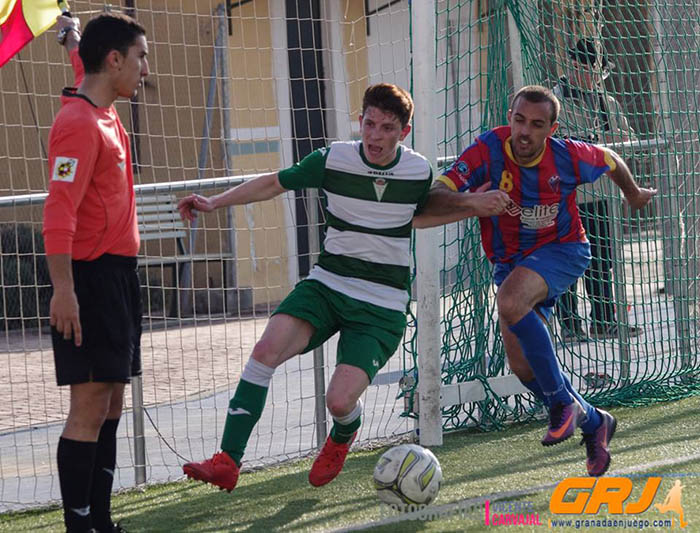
[471, 181, 511, 217]
[178, 194, 217, 221]
[625, 187, 657, 212]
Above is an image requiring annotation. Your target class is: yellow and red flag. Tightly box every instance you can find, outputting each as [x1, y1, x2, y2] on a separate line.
[0, 0, 68, 67]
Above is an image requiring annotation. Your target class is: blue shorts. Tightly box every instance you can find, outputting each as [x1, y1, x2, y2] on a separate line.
[493, 242, 591, 320]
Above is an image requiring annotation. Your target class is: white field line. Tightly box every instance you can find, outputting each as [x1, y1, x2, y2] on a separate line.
[334, 451, 700, 532]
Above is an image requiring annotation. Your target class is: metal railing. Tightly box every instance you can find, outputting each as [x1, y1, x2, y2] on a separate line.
[0, 174, 257, 208]
[0, 173, 322, 488]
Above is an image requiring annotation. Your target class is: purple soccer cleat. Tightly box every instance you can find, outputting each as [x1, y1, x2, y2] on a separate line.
[580, 409, 617, 477]
[542, 398, 585, 446]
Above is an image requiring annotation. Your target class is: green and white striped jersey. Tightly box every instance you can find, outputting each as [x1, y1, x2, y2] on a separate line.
[278, 141, 433, 312]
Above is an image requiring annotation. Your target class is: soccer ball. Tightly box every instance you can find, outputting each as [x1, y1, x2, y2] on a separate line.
[373, 444, 442, 507]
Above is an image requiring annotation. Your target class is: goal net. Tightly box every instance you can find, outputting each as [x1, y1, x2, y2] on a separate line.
[402, 0, 700, 433]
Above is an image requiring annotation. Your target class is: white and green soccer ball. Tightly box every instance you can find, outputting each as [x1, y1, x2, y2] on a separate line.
[373, 444, 442, 507]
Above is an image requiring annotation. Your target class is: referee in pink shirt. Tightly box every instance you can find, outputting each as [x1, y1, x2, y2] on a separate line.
[42, 12, 148, 533]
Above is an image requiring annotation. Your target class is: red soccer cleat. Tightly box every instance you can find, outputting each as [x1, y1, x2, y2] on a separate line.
[308, 433, 356, 487]
[183, 451, 240, 492]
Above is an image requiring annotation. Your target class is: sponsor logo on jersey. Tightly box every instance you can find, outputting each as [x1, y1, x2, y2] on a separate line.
[52, 157, 78, 183]
[505, 202, 559, 229]
[117, 160, 126, 172]
[505, 201, 521, 217]
[521, 204, 559, 229]
[367, 169, 394, 176]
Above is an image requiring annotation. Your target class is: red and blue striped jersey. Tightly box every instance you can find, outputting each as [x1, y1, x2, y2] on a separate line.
[438, 126, 616, 264]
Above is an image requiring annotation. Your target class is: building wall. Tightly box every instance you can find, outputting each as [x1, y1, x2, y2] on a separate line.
[0, 0, 302, 308]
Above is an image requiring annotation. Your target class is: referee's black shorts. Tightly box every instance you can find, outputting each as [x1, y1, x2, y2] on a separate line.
[52, 254, 142, 386]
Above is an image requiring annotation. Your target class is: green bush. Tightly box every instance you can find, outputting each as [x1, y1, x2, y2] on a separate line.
[0, 224, 51, 330]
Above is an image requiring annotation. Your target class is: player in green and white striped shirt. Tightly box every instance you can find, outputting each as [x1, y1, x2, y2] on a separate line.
[178, 83, 509, 492]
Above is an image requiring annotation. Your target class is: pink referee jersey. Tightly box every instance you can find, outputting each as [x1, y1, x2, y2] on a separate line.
[42, 48, 139, 260]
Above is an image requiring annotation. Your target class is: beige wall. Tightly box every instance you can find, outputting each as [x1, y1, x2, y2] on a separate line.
[223, 0, 290, 304]
[341, 0, 369, 120]
[0, 0, 305, 307]
[0, 0, 222, 195]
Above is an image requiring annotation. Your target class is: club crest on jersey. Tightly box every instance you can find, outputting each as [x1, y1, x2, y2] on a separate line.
[548, 175, 561, 193]
[52, 157, 78, 183]
[456, 160, 470, 177]
[373, 178, 388, 201]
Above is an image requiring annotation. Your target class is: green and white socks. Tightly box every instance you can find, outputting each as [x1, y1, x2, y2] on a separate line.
[221, 358, 275, 465]
[330, 399, 362, 444]
[220, 358, 363, 463]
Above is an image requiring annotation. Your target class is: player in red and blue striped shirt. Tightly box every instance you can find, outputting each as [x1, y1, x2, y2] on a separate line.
[439, 125, 614, 264]
[419, 85, 656, 476]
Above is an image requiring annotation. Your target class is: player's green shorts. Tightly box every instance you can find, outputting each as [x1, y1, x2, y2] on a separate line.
[273, 279, 407, 381]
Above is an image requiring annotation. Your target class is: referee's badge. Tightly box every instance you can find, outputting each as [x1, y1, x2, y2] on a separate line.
[52, 157, 78, 183]
[373, 178, 388, 201]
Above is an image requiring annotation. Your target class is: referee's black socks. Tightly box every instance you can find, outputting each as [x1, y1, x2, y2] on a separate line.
[91, 418, 120, 533]
[57, 437, 97, 532]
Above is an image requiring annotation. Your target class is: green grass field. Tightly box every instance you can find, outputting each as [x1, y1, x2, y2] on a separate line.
[2, 395, 699, 532]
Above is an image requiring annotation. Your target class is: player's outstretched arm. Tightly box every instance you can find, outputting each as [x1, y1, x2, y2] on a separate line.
[604, 148, 657, 211]
[178, 171, 286, 222]
[413, 181, 510, 228]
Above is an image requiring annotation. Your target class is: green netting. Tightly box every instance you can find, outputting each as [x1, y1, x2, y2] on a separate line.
[403, 0, 700, 432]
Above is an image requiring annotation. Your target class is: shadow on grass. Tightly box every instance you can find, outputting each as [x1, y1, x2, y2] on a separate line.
[6, 398, 699, 532]
[117, 459, 379, 532]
